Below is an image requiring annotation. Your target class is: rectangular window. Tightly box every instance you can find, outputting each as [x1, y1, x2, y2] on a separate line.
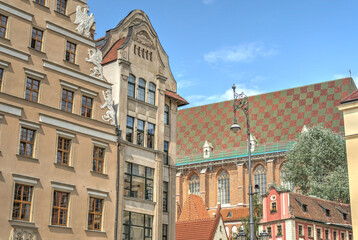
[325, 229, 330, 240]
[93, 146, 105, 173]
[56, 0, 67, 14]
[126, 116, 134, 143]
[164, 141, 169, 165]
[341, 233, 345, 240]
[162, 224, 168, 240]
[148, 83, 156, 105]
[25, 77, 40, 102]
[147, 123, 155, 149]
[0, 68, 3, 91]
[124, 162, 154, 201]
[137, 119, 144, 146]
[349, 234, 352, 240]
[277, 225, 282, 236]
[34, 0, 45, 5]
[81, 96, 93, 118]
[128, 74, 135, 98]
[163, 182, 168, 212]
[19, 127, 35, 157]
[164, 104, 169, 125]
[298, 225, 303, 236]
[57, 137, 71, 165]
[31, 28, 43, 51]
[12, 184, 32, 221]
[138, 78, 146, 101]
[123, 211, 153, 240]
[61, 89, 73, 112]
[267, 226, 272, 236]
[270, 202, 277, 213]
[51, 191, 69, 226]
[308, 226, 312, 237]
[66, 41, 76, 63]
[0, 14, 8, 38]
[317, 228, 322, 239]
[88, 197, 103, 230]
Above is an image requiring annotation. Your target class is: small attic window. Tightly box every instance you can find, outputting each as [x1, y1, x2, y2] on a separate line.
[336, 207, 348, 221]
[319, 204, 330, 217]
[325, 209, 330, 217]
[226, 211, 232, 218]
[295, 199, 308, 212]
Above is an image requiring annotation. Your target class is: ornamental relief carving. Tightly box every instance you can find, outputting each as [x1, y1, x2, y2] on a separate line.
[74, 5, 94, 38]
[86, 48, 104, 80]
[9, 228, 37, 240]
[133, 30, 155, 50]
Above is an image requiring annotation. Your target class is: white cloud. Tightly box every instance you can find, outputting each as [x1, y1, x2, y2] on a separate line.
[204, 42, 277, 63]
[186, 84, 262, 107]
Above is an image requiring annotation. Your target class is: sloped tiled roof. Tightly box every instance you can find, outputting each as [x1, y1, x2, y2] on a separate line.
[165, 90, 189, 107]
[178, 194, 211, 222]
[208, 207, 249, 222]
[290, 192, 351, 226]
[177, 78, 357, 157]
[176, 218, 217, 240]
[341, 90, 358, 104]
[101, 38, 126, 65]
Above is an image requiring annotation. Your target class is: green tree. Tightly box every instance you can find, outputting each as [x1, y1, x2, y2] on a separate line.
[241, 194, 263, 238]
[283, 125, 349, 203]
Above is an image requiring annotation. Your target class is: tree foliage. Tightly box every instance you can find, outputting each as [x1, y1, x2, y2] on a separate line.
[240, 194, 262, 239]
[283, 125, 349, 203]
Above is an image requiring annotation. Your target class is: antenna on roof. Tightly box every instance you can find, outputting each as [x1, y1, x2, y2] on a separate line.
[349, 69, 352, 78]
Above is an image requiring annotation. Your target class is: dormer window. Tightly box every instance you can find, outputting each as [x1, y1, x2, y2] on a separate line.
[226, 211, 232, 218]
[325, 209, 330, 217]
[295, 198, 308, 212]
[319, 204, 330, 217]
[336, 207, 348, 221]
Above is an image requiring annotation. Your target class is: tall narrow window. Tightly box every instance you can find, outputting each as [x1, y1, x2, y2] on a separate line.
[163, 182, 168, 212]
[31, 28, 43, 51]
[81, 96, 93, 118]
[148, 82, 156, 105]
[0, 68, 3, 91]
[126, 116, 134, 143]
[19, 128, 35, 157]
[25, 77, 40, 102]
[164, 104, 169, 125]
[189, 174, 200, 195]
[164, 141, 169, 165]
[88, 197, 103, 230]
[61, 89, 73, 112]
[341, 233, 345, 240]
[57, 137, 71, 165]
[325, 229, 329, 240]
[277, 225, 282, 236]
[162, 224, 168, 240]
[51, 191, 68, 226]
[281, 163, 294, 191]
[218, 170, 230, 204]
[147, 123, 155, 149]
[254, 165, 267, 196]
[128, 74, 135, 98]
[56, 0, 67, 14]
[12, 184, 32, 221]
[124, 162, 154, 201]
[317, 228, 322, 239]
[123, 211, 153, 240]
[138, 78, 146, 101]
[34, 0, 45, 5]
[93, 146, 105, 173]
[66, 41, 76, 63]
[137, 119, 144, 146]
[0, 14, 8, 38]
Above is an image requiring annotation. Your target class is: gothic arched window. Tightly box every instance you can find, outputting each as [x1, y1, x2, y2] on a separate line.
[280, 163, 294, 192]
[217, 171, 230, 204]
[189, 174, 200, 195]
[254, 165, 267, 196]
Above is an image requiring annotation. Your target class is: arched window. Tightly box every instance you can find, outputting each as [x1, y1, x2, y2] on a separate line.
[189, 174, 200, 195]
[164, 104, 169, 125]
[148, 82, 156, 105]
[128, 74, 135, 98]
[281, 163, 294, 192]
[138, 78, 146, 101]
[254, 165, 267, 196]
[217, 171, 230, 204]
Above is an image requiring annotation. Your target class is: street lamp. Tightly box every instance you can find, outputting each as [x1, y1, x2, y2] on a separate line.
[237, 229, 246, 240]
[230, 84, 255, 240]
[259, 229, 269, 240]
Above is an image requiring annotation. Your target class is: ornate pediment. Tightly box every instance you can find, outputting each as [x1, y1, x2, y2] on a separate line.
[133, 30, 155, 50]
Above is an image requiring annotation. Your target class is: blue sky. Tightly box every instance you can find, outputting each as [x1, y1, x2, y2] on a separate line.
[88, 0, 357, 108]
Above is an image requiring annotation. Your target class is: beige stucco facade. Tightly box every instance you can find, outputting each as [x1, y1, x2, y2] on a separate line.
[0, 0, 119, 239]
[339, 96, 358, 238]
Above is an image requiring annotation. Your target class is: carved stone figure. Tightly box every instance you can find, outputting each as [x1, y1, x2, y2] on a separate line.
[86, 48, 103, 80]
[101, 90, 115, 125]
[133, 30, 155, 49]
[9, 228, 37, 240]
[74, 5, 94, 38]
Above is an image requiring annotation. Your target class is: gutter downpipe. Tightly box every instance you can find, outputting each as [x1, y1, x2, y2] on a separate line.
[114, 125, 121, 240]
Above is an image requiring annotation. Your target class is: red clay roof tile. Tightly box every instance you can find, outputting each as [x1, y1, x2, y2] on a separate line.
[165, 90, 189, 107]
[101, 38, 126, 65]
[341, 90, 358, 103]
[178, 194, 211, 222]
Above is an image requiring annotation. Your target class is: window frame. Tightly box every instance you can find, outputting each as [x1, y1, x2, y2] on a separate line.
[147, 123, 155, 149]
[126, 116, 134, 143]
[51, 190, 69, 226]
[65, 41, 77, 63]
[123, 211, 153, 240]
[56, 131, 75, 166]
[162, 224, 168, 240]
[308, 226, 312, 238]
[276, 224, 282, 236]
[164, 141, 169, 165]
[92, 145, 105, 174]
[128, 74, 136, 98]
[137, 119, 145, 146]
[189, 174, 200, 195]
[12, 183, 33, 221]
[254, 165, 267, 196]
[18, 121, 40, 159]
[317, 228, 322, 239]
[163, 182, 168, 212]
[124, 162, 154, 201]
[34, 0, 46, 6]
[0, 67, 3, 91]
[270, 201, 277, 213]
[164, 104, 170, 125]
[137, 78, 146, 102]
[56, 0, 67, 15]
[87, 196, 104, 231]
[81, 95, 93, 118]
[217, 170, 230, 205]
[25, 77, 40, 102]
[0, 14, 8, 38]
[19, 127, 36, 158]
[31, 27, 44, 51]
[148, 82, 156, 105]
[61, 89, 74, 112]
[298, 224, 304, 236]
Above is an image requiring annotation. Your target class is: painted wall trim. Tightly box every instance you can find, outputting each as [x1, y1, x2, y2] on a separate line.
[0, 2, 33, 21]
[0, 44, 29, 61]
[0, 102, 22, 116]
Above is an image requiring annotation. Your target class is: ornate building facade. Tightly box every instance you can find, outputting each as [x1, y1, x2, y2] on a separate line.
[97, 9, 188, 240]
[175, 78, 356, 238]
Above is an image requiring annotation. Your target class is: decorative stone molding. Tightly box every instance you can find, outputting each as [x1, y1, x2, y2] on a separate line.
[74, 5, 94, 38]
[24, 68, 46, 79]
[9, 227, 38, 240]
[133, 30, 155, 50]
[101, 90, 115, 125]
[86, 48, 103, 80]
[0, 2, 33, 21]
[87, 188, 108, 198]
[121, 74, 128, 81]
[118, 49, 127, 60]
[0, 102, 22, 117]
[0, 44, 29, 61]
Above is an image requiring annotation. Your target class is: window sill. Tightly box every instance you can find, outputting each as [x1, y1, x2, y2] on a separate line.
[54, 10, 70, 18]
[0, 36, 10, 44]
[124, 196, 155, 205]
[63, 59, 80, 68]
[9, 220, 37, 229]
[85, 229, 106, 233]
[33, 1, 50, 10]
[127, 97, 158, 110]
[54, 162, 75, 170]
[90, 171, 108, 178]
[16, 154, 39, 162]
[48, 224, 72, 229]
[28, 47, 46, 55]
